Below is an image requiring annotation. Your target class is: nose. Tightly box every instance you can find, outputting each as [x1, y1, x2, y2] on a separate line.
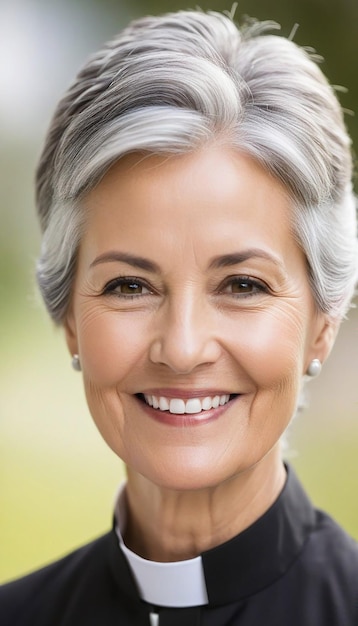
[149, 296, 222, 374]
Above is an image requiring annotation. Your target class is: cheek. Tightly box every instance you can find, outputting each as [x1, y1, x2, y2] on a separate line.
[228, 306, 307, 390]
[75, 306, 149, 386]
[242, 309, 307, 441]
[82, 378, 127, 460]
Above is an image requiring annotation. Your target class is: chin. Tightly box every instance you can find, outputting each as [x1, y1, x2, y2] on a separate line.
[128, 448, 257, 493]
[130, 437, 285, 494]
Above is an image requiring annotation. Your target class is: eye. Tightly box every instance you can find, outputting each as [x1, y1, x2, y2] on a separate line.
[220, 276, 268, 297]
[102, 277, 152, 298]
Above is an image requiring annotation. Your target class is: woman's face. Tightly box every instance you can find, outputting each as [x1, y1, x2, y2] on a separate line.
[66, 146, 333, 490]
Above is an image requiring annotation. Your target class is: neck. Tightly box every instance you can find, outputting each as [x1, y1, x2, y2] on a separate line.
[123, 449, 286, 562]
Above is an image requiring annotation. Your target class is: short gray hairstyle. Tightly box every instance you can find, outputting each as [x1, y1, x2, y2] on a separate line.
[35, 10, 358, 324]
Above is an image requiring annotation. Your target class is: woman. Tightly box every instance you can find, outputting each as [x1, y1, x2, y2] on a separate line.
[1, 8, 357, 626]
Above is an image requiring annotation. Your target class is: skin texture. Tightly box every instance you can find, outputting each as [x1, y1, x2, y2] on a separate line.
[65, 146, 336, 561]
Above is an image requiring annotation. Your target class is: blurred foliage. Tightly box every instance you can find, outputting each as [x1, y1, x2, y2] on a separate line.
[0, 0, 357, 584]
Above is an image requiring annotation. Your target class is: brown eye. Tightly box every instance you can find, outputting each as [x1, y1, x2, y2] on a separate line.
[221, 276, 267, 297]
[119, 282, 143, 294]
[103, 277, 152, 297]
[230, 280, 254, 293]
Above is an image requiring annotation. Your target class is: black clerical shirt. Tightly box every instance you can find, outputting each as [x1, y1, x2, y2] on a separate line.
[1, 466, 358, 625]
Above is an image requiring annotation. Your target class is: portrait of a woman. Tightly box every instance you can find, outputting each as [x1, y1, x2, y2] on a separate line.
[1, 8, 357, 626]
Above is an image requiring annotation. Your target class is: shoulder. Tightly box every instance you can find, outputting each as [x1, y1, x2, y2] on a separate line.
[0, 532, 115, 626]
[292, 508, 358, 623]
[251, 501, 358, 625]
[306, 508, 358, 575]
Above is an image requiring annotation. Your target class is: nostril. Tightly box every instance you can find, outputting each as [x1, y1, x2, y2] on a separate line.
[148, 331, 222, 374]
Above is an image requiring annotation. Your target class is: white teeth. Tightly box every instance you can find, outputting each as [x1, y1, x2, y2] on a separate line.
[143, 394, 231, 414]
[184, 398, 202, 414]
[212, 395, 220, 408]
[159, 397, 169, 411]
[169, 398, 185, 414]
[202, 396, 213, 411]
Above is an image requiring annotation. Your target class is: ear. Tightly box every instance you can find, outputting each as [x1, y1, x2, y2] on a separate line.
[305, 313, 340, 372]
[63, 308, 79, 358]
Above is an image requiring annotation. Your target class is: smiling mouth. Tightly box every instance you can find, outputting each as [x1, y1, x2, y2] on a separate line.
[137, 393, 238, 415]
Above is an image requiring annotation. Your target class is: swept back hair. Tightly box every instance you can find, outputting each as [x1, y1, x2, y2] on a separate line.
[35, 10, 358, 323]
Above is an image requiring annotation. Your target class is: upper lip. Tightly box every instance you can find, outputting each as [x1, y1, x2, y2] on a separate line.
[137, 388, 238, 399]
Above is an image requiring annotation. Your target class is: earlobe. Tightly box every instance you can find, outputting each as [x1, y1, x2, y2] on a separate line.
[307, 314, 340, 371]
[306, 358, 322, 377]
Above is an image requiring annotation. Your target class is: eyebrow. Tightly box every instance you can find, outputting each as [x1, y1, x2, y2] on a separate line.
[90, 248, 285, 274]
[208, 249, 284, 271]
[90, 252, 160, 273]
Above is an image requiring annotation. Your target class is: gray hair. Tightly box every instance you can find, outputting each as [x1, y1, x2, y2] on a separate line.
[35, 10, 358, 324]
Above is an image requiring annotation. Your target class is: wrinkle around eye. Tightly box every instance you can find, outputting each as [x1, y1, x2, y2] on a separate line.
[76, 275, 155, 303]
[73, 300, 113, 334]
[75, 289, 161, 322]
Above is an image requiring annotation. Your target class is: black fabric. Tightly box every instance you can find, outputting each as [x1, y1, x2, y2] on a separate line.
[1, 466, 358, 626]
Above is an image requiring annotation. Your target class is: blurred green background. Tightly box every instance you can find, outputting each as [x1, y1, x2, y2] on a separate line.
[0, 0, 357, 584]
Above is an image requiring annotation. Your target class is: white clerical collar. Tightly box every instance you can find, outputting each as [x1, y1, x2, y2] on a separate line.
[114, 483, 208, 608]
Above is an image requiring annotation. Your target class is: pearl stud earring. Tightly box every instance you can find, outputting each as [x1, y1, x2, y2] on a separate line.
[306, 358, 322, 377]
[72, 354, 81, 372]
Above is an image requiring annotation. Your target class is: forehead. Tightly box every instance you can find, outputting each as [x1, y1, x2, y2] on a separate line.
[80, 146, 299, 269]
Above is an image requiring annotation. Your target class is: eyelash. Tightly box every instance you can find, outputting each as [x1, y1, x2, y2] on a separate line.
[102, 275, 269, 300]
[102, 276, 153, 299]
[219, 276, 269, 298]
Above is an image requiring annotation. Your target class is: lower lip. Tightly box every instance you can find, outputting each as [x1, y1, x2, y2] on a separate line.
[135, 395, 238, 427]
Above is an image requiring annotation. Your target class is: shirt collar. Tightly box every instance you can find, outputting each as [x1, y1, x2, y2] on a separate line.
[109, 465, 315, 608]
[114, 484, 208, 607]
